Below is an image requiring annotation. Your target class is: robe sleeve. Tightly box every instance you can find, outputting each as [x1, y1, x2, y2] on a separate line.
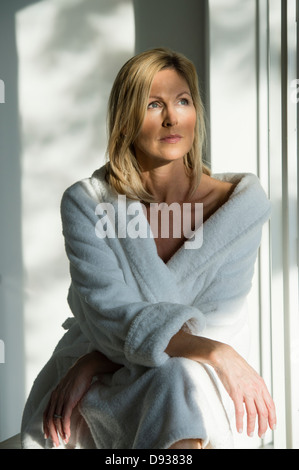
[61, 183, 206, 368]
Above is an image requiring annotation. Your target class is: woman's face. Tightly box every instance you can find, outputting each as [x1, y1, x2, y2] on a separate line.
[133, 68, 197, 170]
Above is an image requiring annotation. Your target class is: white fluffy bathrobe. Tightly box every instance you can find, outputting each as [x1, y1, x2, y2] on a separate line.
[21, 166, 271, 449]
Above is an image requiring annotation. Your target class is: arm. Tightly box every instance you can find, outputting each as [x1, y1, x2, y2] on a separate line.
[61, 183, 206, 367]
[166, 330, 277, 439]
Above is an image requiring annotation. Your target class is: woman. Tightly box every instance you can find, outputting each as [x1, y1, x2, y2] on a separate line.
[21, 48, 276, 449]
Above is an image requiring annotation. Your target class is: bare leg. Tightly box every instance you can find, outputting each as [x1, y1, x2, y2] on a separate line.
[168, 439, 202, 449]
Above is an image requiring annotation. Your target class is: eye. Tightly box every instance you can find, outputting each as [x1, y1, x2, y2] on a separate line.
[178, 98, 189, 105]
[147, 101, 161, 109]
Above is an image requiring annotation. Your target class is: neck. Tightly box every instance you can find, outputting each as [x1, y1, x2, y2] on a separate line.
[139, 160, 191, 204]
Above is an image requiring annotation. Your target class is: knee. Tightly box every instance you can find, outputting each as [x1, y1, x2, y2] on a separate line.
[168, 439, 202, 449]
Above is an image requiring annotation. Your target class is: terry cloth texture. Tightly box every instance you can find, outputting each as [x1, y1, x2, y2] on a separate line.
[21, 166, 271, 449]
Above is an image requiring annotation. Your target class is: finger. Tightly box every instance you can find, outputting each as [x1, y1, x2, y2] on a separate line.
[255, 399, 269, 438]
[60, 384, 88, 444]
[46, 411, 60, 448]
[54, 388, 77, 445]
[53, 412, 65, 443]
[60, 389, 86, 444]
[257, 381, 277, 433]
[245, 399, 257, 437]
[61, 407, 72, 444]
[264, 391, 277, 431]
[233, 394, 245, 434]
[43, 400, 50, 439]
[46, 391, 61, 448]
[51, 393, 68, 444]
[43, 394, 58, 445]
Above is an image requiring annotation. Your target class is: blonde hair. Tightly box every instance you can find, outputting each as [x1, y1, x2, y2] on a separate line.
[105, 47, 210, 203]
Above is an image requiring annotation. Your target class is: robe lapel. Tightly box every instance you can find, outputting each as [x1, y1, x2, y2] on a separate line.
[91, 167, 182, 304]
[166, 173, 271, 280]
[91, 168, 271, 305]
[114, 195, 182, 304]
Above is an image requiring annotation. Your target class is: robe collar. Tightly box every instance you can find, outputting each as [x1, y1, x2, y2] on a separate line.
[89, 166, 271, 302]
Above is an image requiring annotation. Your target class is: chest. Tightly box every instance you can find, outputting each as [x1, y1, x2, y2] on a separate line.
[144, 202, 204, 263]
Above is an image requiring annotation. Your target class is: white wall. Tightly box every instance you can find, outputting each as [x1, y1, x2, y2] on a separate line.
[0, 0, 135, 441]
[209, 0, 262, 449]
[0, 1, 26, 442]
[210, 0, 299, 449]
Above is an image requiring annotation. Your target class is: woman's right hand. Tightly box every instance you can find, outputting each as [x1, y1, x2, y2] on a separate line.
[43, 351, 121, 448]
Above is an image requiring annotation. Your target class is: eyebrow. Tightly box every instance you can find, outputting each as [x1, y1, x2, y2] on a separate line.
[148, 91, 192, 100]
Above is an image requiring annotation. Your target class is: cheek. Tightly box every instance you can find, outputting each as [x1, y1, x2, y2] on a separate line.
[134, 126, 155, 154]
[187, 111, 197, 132]
[179, 108, 197, 131]
[136, 118, 158, 144]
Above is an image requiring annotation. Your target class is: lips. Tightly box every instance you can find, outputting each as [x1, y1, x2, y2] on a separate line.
[160, 134, 182, 143]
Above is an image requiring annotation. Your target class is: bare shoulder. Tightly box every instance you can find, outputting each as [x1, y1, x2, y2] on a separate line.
[195, 174, 236, 220]
[211, 175, 236, 201]
[198, 173, 235, 199]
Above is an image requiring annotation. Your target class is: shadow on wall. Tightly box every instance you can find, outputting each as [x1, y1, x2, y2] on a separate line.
[0, 0, 135, 441]
[17, 0, 135, 387]
[133, 0, 209, 107]
[0, 0, 38, 442]
[0, 1, 40, 439]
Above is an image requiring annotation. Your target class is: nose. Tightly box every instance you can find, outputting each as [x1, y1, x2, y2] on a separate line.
[162, 105, 178, 128]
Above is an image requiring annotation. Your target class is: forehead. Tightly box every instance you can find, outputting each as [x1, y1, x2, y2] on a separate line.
[150, 68, 190, 96]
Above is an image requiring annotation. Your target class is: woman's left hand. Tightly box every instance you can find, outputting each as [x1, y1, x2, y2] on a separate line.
[166, 332, 276, 439]
[211, 343, 277, 438]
